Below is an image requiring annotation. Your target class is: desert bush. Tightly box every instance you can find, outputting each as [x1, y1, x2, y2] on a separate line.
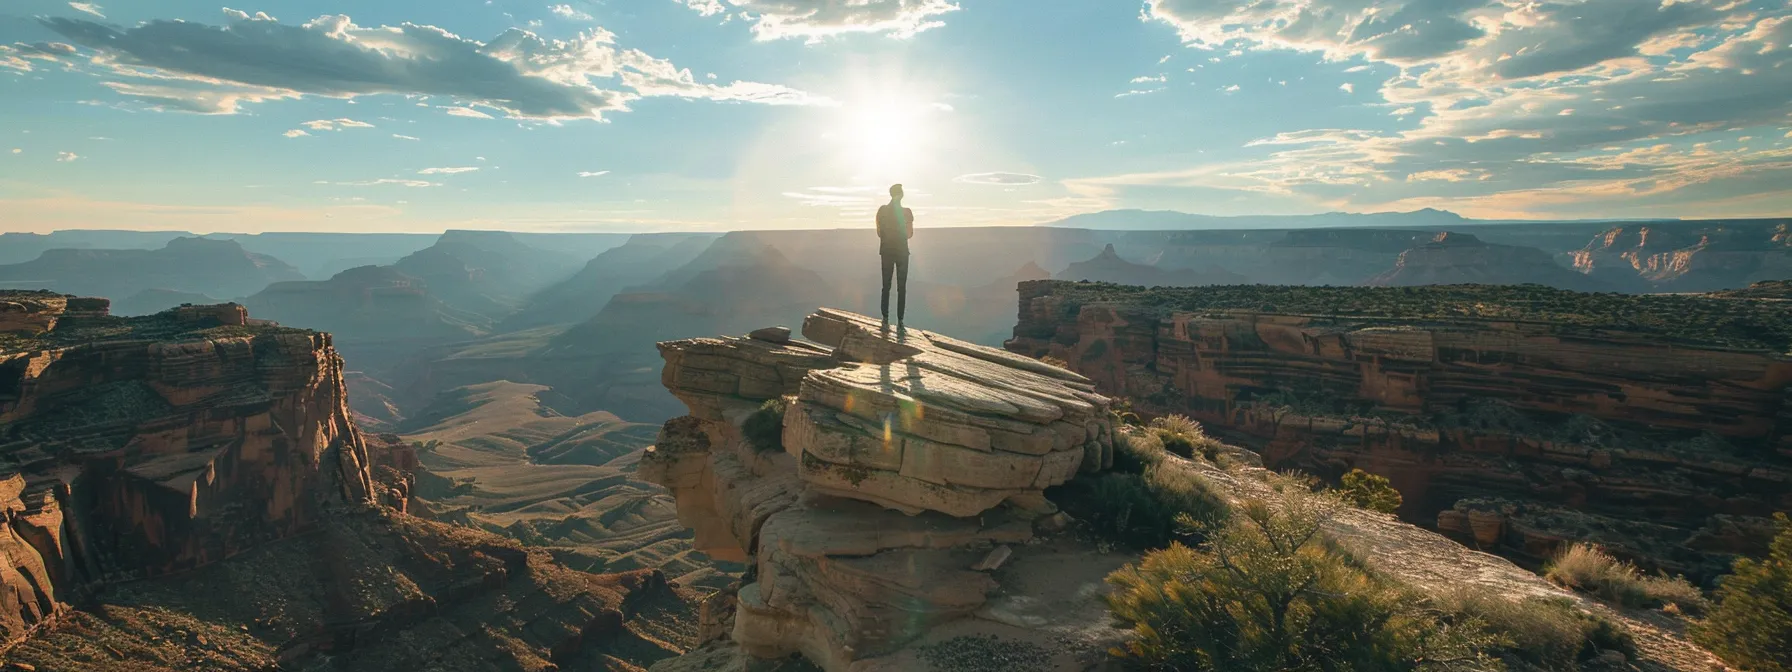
[1147, 414, 1223, 461]
[1692, 512, 1792, 672]
[1333, 468, 1404, 514]
[1112, 427, 1167, 474]
[1109, 397, 1142, 428]
[1079, 459, 1229, 550]
[1039, 355, 1071, 369]
[742, 397, 789, 453]
[1105, 493, 1503, 671]
[1441, 590, 1634, 670]
[1544, 544, 1707, 614]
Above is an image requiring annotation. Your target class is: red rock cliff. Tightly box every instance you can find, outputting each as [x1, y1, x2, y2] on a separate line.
[1006, 280, 1792, 578]
[0, 292, 374, 649]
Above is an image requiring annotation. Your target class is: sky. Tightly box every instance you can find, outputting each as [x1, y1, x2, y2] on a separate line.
[1, 0, 1790, 233]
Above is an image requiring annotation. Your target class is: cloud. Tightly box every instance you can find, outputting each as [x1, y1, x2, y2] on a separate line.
[317, 178, 438, 187]
[301, 118, 375, 131]
[683, 0, 961, 41]
[56, 152, 79, 162]
[392, 134, 420, 141]
[578, 170, 610, 177]
[1131, 75, 1166, 84]
[549, 4, 593, 21]
[1338, 83, 1353, 94]
[283, 129, 309, 138]
[40, 10, 828, 120]
[1116, 88, 1165, 98]
[1, 42, 80, 73]
[418, 167, 478, 174]
[1109, 0, 1792, 217]
[954, 172, 1042, 186]
[67, 3, 104, 18]
[442, 106, 495, 119]
[10, 149, 20, 154]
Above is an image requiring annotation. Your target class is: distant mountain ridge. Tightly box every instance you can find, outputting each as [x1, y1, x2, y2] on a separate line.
[1041, 208, 1474, 230]
[0, 236, 303, 300]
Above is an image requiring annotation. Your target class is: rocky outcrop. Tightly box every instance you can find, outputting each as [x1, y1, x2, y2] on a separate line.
[642, 309, 1128, 671]
[1368, 231, 1606, 291]
[0, 293, 376, 650]
[1007, 280, 1792, 579]
[1572, 219, 1792, 292]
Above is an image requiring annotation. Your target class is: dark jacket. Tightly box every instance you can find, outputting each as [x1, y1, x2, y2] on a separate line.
[876, 204, 914, 257]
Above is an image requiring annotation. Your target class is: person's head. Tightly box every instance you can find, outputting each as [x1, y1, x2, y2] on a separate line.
[889, 184, 904, 200]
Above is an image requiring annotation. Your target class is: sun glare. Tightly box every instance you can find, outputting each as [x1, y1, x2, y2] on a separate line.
[835, 100, 934, 182]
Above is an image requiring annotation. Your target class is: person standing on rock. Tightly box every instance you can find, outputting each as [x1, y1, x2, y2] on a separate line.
[876, 183, 915, 326]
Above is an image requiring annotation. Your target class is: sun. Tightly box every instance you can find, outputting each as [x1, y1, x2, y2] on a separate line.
[835, 100, 933, 181]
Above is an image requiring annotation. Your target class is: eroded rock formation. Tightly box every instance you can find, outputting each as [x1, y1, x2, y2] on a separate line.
[0, 292, 374, 649]
[641, 309, 1129, 671]
[1007, 280, 1792, 579]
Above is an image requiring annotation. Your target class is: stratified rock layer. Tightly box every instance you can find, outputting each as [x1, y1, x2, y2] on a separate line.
[643, 309, 1125, 671]
[0, 293, 375, 650]
[1007, 280, 1792, 578]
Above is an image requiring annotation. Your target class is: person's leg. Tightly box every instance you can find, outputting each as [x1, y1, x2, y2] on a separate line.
[896, 255, 909, 322]
[880, 254, 895, 320]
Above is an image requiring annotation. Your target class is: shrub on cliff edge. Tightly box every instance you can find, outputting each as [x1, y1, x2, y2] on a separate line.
[1105, 494, 1504, 671]
[1147, 414, 1223, 461]
[1692, 512, 1792, 672]
[1440, 590, 1634, 670]
[742, 397, 789, 453]
[1113, 427, 1167, 474]
[1333, 468, 1404, 514]
[1080, 458, 1229, 550]
[1545, 543, 1707, 614]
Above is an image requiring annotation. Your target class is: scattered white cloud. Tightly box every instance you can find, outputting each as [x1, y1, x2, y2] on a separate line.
[681, 0, 960, 42]
[56, 151, 79, 162]
[283, 129, 309, 138]
[317, 178, 438, 187]
[1338, 83, 1353, 94]
[418, 166, 478, 174]
[953, 172, 1042, 186]
[578, 170, 610, 177]
[549, 4, 592, 21]
[442, 106, 495, 119]
[39, 10, 830, 120]
[301, 118, 375, 131]
[1344, 65, 1370, 73]
[1116, 88, 1165, 98]
[392, 134, 420, 140]
[1131, 75, 1166, 84]
[1222, 84, 1240, 92]
[1158, 55, 1171, 64]
[67, 2, 104, 18]
[9, 149, 20, 154]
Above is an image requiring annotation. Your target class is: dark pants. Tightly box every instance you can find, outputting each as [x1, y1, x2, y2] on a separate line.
[880, 253, 909, 321]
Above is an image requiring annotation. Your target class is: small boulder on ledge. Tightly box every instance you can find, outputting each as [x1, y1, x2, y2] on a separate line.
[748, 325, 792, 344]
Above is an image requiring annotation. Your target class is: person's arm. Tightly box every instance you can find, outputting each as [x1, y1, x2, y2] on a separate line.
[907, 208, 915, 239]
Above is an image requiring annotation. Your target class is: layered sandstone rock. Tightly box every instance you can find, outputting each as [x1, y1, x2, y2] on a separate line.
[642, 309, 1127, 671]
[1007, 280, 1792, 579]
[0, 293, 375, 650]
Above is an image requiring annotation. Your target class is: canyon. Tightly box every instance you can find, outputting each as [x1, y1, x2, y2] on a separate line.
[1006, 280, 1792, 580]
[0, 293, 700, 670]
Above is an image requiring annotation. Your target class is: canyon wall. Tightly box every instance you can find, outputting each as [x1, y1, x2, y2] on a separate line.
[0, 292, 375, 649]
[1006, 280, 1792, 579]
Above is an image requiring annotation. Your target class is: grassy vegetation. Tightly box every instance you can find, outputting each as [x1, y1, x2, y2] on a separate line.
[1092, 427, 1640, 671]
[1543, 543, 1708, 614]
[1022, 280, 1792, 353]
[1692, 512, 1792, 671]
[1104, 492, 1506, 671]
[742, 397, 789, 453]
[1332, 468, 1403, 514]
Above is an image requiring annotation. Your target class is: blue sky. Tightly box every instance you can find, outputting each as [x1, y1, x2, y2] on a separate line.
[1, 0, 1789, 233]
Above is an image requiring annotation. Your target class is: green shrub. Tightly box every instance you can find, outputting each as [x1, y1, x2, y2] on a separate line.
[1078, 459, 1229, 550]
[1692, 512, 1792, 672]
[1105, 494, 1503, 671]
[1147, 414, 1223, 461]
[1112, 427, 1167, 474]
[1441, 591, 1634, 670]
[742, 397, 789, 453]
[1543, 543, 1707, 614]
[1333, 468, 1403, 514]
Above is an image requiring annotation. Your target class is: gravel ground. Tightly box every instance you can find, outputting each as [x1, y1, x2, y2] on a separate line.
[917, 635, 1055, 672]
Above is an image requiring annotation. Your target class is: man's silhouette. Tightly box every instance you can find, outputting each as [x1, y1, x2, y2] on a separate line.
[875, 184, 914, 324]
